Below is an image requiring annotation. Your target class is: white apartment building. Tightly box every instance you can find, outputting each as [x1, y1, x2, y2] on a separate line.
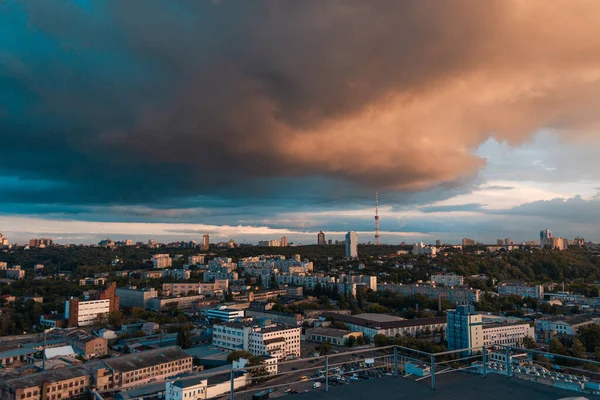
[431, 274, 464, 287]
[275, 274, 335, 289]
[212, 321, 301, 361]
[497, 283, 544, 299]
[153, 254, 172, 269]
[338, 274, 377, 291]
[65, 299, 110, 326]
[413, 242, 437, 256]
[258, 240, 281, 247]
[345, 231, 358, 258]
[207, 306, 245, 322]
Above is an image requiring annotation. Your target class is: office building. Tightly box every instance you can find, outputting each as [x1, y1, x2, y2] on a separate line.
[212, 320, 301, 360]
[66, 298, 111, 327]
[447, 305, 534, 352]
[153, 254, 173, 269]
[321, 313, 446, 340]
[431, 274, 464, 287]
[540, 229, 552, 241]
[116, 287, 158, 308]
[345, 231, 358, 258]
[207, 306, 245, 322]
[318, 231, 326, 245]
[446, 305, 483, 353]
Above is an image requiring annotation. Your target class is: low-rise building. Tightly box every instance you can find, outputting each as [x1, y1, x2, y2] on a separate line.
[6, 268, 24, 280]
[212, 320, 301, 361]
[321, 313, 446, 340]
[149, 294, 205, 311]
[305, 327, 363, 346]
[164, 269, 191, 280]
[536, 315, 596, 340]
[207, 306, 245, 322]
[116, 287, 159, 309]
[66, 330, 108, 358]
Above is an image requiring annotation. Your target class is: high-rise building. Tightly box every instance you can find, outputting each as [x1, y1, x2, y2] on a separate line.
[345, 231, 358, 258]
[436, 239, 441, 247]
[202, 234, 210, 251]
[540, 229, 552, 241]
[317, 231, 326, 245]
[280, 236, 289, 247]
[461, 238, 476, 246]
[446, 305, 483, 354]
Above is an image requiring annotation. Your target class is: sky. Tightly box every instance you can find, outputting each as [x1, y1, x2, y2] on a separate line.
[2, 1, 600, 245]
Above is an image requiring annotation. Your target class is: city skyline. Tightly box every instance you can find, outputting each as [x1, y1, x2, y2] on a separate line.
[3, 2, 600, 244]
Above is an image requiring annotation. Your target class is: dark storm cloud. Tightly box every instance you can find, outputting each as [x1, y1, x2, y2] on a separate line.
[2, 0, 600, 219]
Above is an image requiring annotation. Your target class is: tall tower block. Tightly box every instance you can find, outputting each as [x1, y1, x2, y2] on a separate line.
[375, 191, 381, 245]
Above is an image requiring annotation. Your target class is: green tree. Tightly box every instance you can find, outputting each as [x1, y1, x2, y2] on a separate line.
[320, 341, 331, 355]
[572, 338, 586, 359]
[227, 350, 255, 363]
[522, 336, 538, 349]
[549, 338, 567, 355]
[374, 334, 388, 347]
[356, 335, 365, 346]
[108, 310, 123, 328]
[176, 326, 193, 349]
[345, 336, 356, 347]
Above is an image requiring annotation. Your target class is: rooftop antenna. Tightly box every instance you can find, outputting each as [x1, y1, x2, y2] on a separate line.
[375, 191, 381, 245]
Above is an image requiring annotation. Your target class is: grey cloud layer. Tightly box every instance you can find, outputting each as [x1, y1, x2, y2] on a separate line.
[2, 0, 600, 215]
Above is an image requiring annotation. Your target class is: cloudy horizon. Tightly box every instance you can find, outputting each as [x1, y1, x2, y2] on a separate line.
[2, 1, 600, 245]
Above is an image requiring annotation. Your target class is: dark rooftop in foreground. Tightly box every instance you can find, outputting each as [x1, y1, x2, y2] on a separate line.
[103, 346, 189, 372]
[294, 373, 585, 400]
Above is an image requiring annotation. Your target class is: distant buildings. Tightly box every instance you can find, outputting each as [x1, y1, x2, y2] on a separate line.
[152, 254, 172, 269]
[539, 229, 568, 250]
[462, 238, 476, 246]
[280, 236, 289, 247]
[318, 231, 326, 245]
[28, 238, 53, 247]
[345, 231, 358, 258]
[497, 282, 544, 299]
[202, 234, 210, 251]
[258, 239, 281, 247]
[412, 242, 437, 256]
[431, 274, 464, 287]
[0, 233, 8, 247]
[188, 254, 206, 265]
[321, 313, 446, 339]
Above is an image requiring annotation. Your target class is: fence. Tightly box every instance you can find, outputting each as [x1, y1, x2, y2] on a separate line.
[158, 344, 600, 399]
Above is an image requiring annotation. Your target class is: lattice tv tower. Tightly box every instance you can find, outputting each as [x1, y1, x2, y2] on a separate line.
[375, 191, 381, 245]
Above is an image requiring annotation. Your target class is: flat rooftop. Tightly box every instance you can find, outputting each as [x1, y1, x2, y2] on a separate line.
[296, 373, 582, 400]
[352, 313, 405, 323]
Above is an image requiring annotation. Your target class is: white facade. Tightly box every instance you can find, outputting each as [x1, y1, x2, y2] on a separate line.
[65, 299, 110, 326]
[497, 284, 544, 299]
[213, 322, 301, 361]
[207, 307, 245, 322]
[345, 231, 358, 258]
[431, 274, 464, 287]
[413, 242, 437, 256]
[275, 274, 335, 289]
[482, 323, 534, 347]
[153, 254, 173, 269]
